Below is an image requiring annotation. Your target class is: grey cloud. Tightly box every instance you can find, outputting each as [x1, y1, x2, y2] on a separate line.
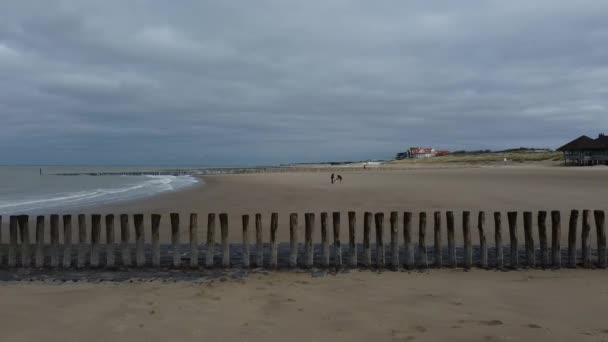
[1, 0, 608, 165]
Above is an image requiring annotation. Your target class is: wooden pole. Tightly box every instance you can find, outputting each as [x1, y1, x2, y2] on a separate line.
[363, 212, 372, 267]
[170, 213, 181, 268]
[190, 213, 198, 268]
[333, 212, 342, 268]
[62, 215, 72, 268]
[581, 210, 591, 268]
[242, 214, 250, 268]
[120, 214, 131, 267]
[8, 216, 17, 267]
[446, 211, 456, 267]
[105, 214, 115, 268]
[523, 212, 534, 268]
[35, 216, 44, 268]
[206, 213, 216, 268]
[478, 212, 487, 268]
[494, 212, 503, 269]
[270, 213, 278, 269]
[50, 214, 59, 267]
[551, 211, 561, 269]
[567, 210, 579, 268]
[463, 211, 472, 269]
[507, 212, 518, 269]
[433, 211, 442, 267]
[220, 213, 229, 268]
[419, 212, 428, 268]
[305, 213, 315, 268]
[349, 211, 357, 268]
[390, 211, 399, 269]
[594, 210, 606, 268]
[255, 213, 263, 268]
[538, 211, 548, 268]
[290, 213, 299, 268]
[320, 212, 330, 267]
[78, 214, 87, 268]
[374, 212, 385, 268]
[150, 214, 161, 267]
[90, 215, 101, 267]
[18, 215, 31, 267]
[134, 214, 145, 267]
[403, 212, 414, 269]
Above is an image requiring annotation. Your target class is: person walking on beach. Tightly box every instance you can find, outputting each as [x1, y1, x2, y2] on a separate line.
[337, 175, 343, 183]
[330, 173, 335, 184]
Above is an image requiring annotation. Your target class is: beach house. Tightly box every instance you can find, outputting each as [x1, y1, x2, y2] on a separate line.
[557, 133, 608, 165]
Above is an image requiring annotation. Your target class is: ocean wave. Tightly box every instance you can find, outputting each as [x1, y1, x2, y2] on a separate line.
[0, 175, 199, 214]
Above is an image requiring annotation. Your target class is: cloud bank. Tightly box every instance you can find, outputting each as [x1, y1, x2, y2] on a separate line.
[1, 1, 607, 165]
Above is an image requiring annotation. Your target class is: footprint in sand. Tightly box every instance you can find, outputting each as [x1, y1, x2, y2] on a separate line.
[411, 325, 427, 333]
[526, 324, 542, 329]
[479, 320, 503, 326]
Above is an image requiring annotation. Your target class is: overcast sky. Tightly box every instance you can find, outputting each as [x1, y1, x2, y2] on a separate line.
[1, 1, 607, 165]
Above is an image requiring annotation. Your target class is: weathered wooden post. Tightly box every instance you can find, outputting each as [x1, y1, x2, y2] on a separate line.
[374, 212, 385, 268]
[8, 216, 17, 267]
[220, 213, 229, 268]
[50, 214, 59, 267]
[206, 213, 216, 268]
[478, 212, 487, 268]
[419, 212, 428, 268]
[120, 214, 131, 267]
[363, 212, 372, 267]
[321, 212, 330, 267]
[105, 214, 115, 267]
[255, 213, 263, 267]
[78, 214, 87, 268]
[390, 211, 399, 269]
[62, 215, 72, 268]
[333, 212, 342, 267]
[242, 214, 250, 268]
[403, 212, 414, 269]
[305, 213, 315, 268]
[594, 210, 606, 268]
[522, 212, 534, 268]
[18, 215, 31, 267]
[349, 211, 357, 268]
[35, 216, 45, 268]
[134, 214, 145, 267]
[290, 213, 299, 268]
[551, 211, 561, 269]
[170, 213, 181, 268]
[433, 211, 442, 268]
[90, 214, 101, 267]
[190, 213, 198, 268]
[150, 214, 161, 267]
[567, 210, 579, 268]
[463, 211, 472, 269]
[507, 212, 518, 269]
[446, 211, 456, 267]
[494, 212, 503, 269]
[270, 213, 278, 269]
[581, 210, 591, 268]
[538, 211, 548, 268]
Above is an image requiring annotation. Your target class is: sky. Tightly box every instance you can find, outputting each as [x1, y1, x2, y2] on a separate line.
[1, 1, 608, 166]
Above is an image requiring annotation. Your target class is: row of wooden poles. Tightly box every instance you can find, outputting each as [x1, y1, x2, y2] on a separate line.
[0, 210, 606, 269]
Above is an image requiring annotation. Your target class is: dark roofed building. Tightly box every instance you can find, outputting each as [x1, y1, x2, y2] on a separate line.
[557, 133, 608, 165]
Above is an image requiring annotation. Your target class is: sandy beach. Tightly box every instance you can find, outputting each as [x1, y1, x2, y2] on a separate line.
[2, 269, 608, 342]
[68, 164, 608, 243]
[3, 165, 608, 341]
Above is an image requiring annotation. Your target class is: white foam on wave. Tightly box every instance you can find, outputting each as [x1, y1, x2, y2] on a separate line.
[0, 175, 199, 214]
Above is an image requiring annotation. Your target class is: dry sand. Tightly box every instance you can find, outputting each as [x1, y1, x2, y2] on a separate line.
[73, 164, 608, 243]
[2, 270, 608, 342]
[3, 165, 608, 341]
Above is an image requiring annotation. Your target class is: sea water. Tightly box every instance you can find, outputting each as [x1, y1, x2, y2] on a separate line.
[0, 166, 199, 214]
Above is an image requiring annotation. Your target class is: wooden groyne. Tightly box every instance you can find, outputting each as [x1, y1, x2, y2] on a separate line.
[0, 210, 606, 270]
